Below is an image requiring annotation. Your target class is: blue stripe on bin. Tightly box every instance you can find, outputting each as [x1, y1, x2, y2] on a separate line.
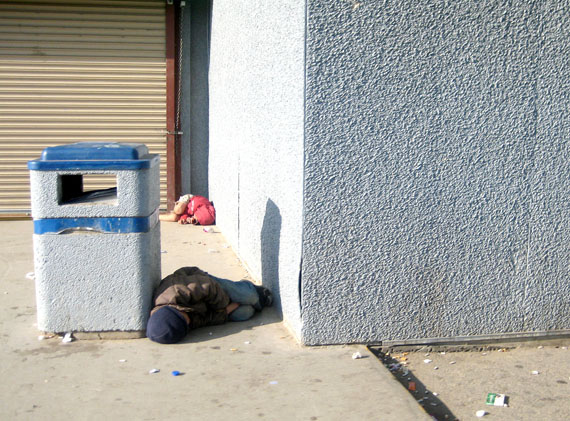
[34, 211, 159, 235]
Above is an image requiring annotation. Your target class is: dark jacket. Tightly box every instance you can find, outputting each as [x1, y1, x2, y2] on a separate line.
[151, 267, 230, 329]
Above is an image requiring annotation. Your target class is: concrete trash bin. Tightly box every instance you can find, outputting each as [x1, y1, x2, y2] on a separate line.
[28, 142, 161, 334]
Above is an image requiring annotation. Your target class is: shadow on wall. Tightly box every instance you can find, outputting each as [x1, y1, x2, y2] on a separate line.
[261, 199, 283, 318]
[187, 0, 212, 197]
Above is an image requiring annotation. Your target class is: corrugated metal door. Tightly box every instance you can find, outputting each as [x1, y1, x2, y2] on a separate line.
[0, 0, 167, 214]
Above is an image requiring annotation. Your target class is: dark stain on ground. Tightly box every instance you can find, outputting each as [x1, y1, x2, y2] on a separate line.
[556, 380, 567, 384]
[13, 340, 102, 358]
[262, 351, 271, 355]
[368, 346, 459, 421]
[210, 346, 220, 350]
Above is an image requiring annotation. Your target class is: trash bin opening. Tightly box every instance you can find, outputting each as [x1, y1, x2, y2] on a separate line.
[58, 174, 118, 206]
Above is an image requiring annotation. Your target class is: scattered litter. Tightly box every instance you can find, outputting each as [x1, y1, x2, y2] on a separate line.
[119, 359, 127, 363]
[562, 346, 567, 350]
[244, 341, 251, 345]
[531, 370, 540, 375]
[498, 348, 507, 352]
[203, 227, 213, 233]
[482, 352, 487, 356]
[402, 367, 409, 376]
[424, 353, 430, 357]
[486, 393, 509, 407]
[417, 398, 424, 403]
[208, 249, 219, 253]
[440, 352, 446, 355]
[408, 381, 416, 391]
[476, 410, 487, 417]
[388, 363, 401, 371]
[352, 352, 363, 359]
[269, 380, 278, 385]
[161, 250, 167, 254]
[171, 371, 181, 376]
[434, 366, 439, 370]
[424, 359, 432, 364]
[537, 345, 544, 349]
[149, 369, 160, 374]
[38, 334, 54, 341]
[449, 361, 456, 365]
[230, 348, 238, 352]
[433, 392, 439, 396]
[61, 332, 74, 343]
[38, 335, 45, 341]
[25, 272, 35, 280]
[430, 402, 438, 407]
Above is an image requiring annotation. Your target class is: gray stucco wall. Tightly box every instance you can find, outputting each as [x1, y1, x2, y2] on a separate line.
[301, 1, 570, 344]
[180, 0, 212, 197]
[208, 1, 305, 334]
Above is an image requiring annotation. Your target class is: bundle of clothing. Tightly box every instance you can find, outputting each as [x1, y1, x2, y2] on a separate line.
[160, 194, 216, 225]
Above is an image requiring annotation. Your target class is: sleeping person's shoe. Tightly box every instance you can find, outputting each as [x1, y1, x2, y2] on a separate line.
[255, 286, 273, 308]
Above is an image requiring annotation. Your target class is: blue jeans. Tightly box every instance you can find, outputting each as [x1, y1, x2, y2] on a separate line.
[212, 277, 261, 322]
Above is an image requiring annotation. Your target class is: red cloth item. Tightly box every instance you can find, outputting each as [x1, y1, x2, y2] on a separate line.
[180, 195, 215, 225]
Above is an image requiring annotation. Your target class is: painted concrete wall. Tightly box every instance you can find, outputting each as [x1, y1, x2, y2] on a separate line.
[180, 1, 211, 197]
[301, 1, 570, 344]
[207, 0, 306, 334]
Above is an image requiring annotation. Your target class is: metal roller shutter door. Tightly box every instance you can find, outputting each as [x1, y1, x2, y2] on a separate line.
[0, 0, 167, 214]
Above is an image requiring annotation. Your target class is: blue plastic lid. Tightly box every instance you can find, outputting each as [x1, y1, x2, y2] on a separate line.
[28, 142, 159, 170]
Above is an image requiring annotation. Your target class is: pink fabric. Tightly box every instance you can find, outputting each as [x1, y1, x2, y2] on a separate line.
[180, 195, 215, 225]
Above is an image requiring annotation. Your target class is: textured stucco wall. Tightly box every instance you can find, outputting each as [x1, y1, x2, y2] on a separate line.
[179, 3, 192, 196]
[301, 1, 570, 344]
[180, 0, 212, 197]
[34, 224, 161, 332]
[208, 1, 305, 333]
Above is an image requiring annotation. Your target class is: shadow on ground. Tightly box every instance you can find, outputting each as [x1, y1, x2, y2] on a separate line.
[179, 307, 282, 345]
[369, 346, 458, 421]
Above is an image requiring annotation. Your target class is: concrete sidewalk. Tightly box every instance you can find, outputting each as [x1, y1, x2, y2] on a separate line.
[0, 220, 430, 421]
